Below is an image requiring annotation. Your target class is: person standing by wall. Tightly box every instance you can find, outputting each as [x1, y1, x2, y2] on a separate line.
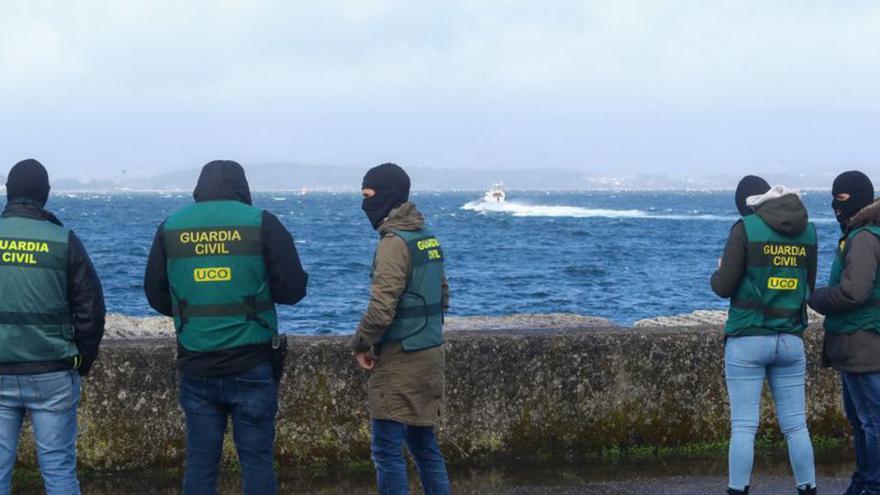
[144, 160, 308, 495]
[352, 163, 451, 495]
[712, 176, 818, 495]
[809, 171, 880, 495]
[0, 159, 106, 495]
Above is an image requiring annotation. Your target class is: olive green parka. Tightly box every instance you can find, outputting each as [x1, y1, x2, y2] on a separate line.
[351, 202, 449, 426]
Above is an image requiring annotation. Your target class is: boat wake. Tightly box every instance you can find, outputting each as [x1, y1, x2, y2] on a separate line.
[462, 200, 736, 221]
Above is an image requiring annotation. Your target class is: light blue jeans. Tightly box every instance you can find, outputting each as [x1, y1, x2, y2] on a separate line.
[0, 371, 81, 495]
[725, 334, 815, 491]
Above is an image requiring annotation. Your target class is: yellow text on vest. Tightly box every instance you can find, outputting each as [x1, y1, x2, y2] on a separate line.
[768, 277, 799, 291]
[179, 229, 242, 256]
[0, 239, 50, 265]
[763, 244, 808, 268]
[193, 267, 233, 282]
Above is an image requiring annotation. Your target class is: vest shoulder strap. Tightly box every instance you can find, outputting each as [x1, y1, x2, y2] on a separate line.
[850, 225, 880, 241]
[389, 228, 432, 242]
[741, 214, 766, 239]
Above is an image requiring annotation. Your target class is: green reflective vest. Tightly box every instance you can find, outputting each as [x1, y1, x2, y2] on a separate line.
[163, 201, 277, 352]
[379, 229, 445, 352]
[0, 216, 78, 363]
[824, 226, 880, 334]
[725, 214, 817, 337]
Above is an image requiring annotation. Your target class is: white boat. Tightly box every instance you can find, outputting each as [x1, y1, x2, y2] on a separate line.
[483, 182, 506, 203]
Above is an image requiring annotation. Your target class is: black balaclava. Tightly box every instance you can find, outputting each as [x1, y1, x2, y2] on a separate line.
[361, 163, 410, 229]
[735, 175, 771, 217]
[6, 159, 51, 207]
[833, 171, 874, 232]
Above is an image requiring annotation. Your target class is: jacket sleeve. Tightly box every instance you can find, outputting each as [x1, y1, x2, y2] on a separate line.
[710, 221, 747, 298]
[262, 211, 308, 305]
[143, 225, 173, 317]
[67, 231, 106, 376]
[809, 231, 880, 315]
[351, 235, 410, 352]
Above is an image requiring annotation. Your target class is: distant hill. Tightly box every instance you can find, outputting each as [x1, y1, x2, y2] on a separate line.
[48, 162, 855, 191]
[52, 178, 122, 191]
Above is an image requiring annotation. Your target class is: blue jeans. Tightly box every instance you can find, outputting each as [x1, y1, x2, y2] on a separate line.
[371, 419, 450, 495]
[0, 371, 81, 495]
[841, 371, 880, 495]
[179, 362, 278, 495]
[725, 334, 815, 491]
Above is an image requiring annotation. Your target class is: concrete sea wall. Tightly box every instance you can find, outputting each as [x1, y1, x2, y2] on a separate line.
[15, 318, 847, 471]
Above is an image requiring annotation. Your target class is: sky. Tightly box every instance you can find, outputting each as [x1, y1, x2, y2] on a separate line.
[1, 0, 879, 180]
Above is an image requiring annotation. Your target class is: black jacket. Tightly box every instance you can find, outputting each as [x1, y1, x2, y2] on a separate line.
[0, 199, 106, 376]
[143, 162, 308, 376]
[810, 199, 880, 372]
[711, 193, 818, 299]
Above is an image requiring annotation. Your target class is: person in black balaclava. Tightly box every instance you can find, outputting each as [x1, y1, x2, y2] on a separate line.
[0, 159, 106, 494]
[361, 163, 411, 229]
[735, 175, 771, 217]
[6, 158, 51, 207]
[832, 171, 875, 233]
[353, 162, 452, 495]
[810, 171, 880, 495]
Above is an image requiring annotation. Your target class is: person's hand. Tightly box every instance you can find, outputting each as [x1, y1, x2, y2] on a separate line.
[354, 351, 375, 372]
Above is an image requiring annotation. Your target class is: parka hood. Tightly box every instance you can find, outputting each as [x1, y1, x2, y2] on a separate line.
[378, 201, 424, 234]
[847, 198, 880, 232]
[192, 160, 252, 205]
[751, 191, 809, 237]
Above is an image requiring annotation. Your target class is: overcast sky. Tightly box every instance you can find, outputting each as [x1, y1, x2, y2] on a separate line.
[1, 0, 878, 180]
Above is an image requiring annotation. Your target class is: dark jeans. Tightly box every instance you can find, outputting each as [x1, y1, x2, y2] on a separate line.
[842, 371, 880, 495]
[371, 419, 450, 495]
[179, 362, 278, 495]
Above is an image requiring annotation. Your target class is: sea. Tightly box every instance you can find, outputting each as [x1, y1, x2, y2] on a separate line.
[50, 190, 841, 334]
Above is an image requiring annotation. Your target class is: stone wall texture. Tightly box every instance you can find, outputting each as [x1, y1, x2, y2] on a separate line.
[15, 325, 848, 470]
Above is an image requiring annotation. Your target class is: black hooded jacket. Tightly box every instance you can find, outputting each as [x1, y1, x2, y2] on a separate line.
[143, 163, 308, 376]
[0, 199, 106, 376]
[711, 193, 818, 298]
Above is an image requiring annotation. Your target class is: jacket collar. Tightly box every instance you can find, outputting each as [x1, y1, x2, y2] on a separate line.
[846, 199, 880, 233]
[2, 198, 64, 226]
[378, 202, 424, 235]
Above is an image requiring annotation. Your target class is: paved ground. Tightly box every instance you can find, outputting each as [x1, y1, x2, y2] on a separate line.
[14, 457, 855, 494]
[65, 474, 849, 494]
[451, 475, 849, 494]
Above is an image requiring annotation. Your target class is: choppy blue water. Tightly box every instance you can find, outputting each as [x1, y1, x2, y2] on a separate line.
[52, 190, 840, 334]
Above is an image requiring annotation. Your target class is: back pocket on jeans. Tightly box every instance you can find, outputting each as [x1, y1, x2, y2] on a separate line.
[30, 371, 78, 412]
[234, 377, 278, 420]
